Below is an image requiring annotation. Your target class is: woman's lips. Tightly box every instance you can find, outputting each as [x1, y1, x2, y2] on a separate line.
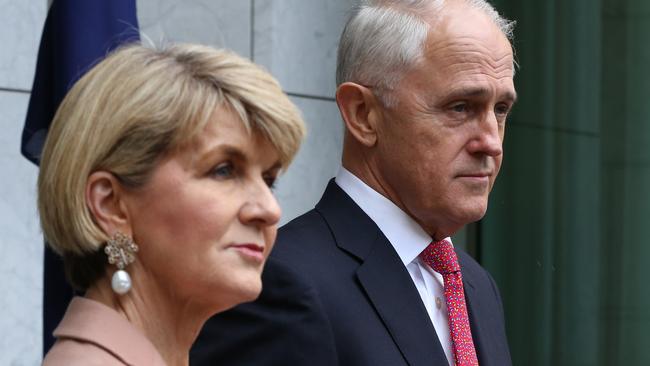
[230, 243, 265, 263]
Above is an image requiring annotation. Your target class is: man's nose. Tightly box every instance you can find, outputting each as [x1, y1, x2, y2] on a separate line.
[467, 111, 504, 157]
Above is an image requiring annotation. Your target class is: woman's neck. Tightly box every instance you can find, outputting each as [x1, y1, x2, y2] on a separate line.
[85, 268, 211, 366]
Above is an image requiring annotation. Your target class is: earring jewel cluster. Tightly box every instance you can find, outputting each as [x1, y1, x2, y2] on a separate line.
[105, 231, 138, 295]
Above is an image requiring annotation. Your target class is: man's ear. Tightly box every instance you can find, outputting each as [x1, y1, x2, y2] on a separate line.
[335, 82, 383, 147]
[86, 171, 131, 236]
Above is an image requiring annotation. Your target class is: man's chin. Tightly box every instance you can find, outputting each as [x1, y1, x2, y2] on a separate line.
[455, 201, 489, 224]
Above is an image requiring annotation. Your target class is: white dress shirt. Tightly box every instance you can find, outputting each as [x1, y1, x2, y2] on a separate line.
[336, 167, 455, 366]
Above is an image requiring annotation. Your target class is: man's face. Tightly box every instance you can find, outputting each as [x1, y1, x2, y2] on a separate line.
[373, 5, 516, 239]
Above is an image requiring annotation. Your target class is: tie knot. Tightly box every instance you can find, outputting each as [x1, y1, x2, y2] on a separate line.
[420, 239, 460, 274]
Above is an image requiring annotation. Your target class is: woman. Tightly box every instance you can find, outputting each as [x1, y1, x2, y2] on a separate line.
[39, 43, 305, 365]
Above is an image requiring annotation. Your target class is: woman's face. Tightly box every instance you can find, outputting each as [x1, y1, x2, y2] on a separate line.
[123, 106, 282, 312]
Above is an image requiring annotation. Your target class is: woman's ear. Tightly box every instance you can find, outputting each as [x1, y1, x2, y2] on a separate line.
[335, 82, 383, 147]
[86, 171, 130, 236]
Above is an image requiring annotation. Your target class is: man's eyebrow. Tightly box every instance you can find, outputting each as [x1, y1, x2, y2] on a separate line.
[445, 87, 518, 103]
[504, 90, 518, 103]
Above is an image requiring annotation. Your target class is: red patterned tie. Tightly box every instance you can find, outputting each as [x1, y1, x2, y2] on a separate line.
[420, 240, 479, 366]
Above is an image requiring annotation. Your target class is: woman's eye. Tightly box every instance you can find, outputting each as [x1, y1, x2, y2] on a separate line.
[210, 162, 234, 179]
[263, 175, 277, 190]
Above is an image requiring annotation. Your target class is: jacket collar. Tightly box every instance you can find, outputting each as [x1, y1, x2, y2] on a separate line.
[53, 297, 167, 365]
[316, 180, 448, 365]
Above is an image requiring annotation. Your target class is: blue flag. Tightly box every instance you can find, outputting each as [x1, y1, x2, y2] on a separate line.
[21, 0, 140, 354]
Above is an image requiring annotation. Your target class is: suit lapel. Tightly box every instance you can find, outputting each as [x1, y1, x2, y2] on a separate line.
[459, 251, 490, 366]
[357, 237, 447, 366]
[316, 181, 448, 366]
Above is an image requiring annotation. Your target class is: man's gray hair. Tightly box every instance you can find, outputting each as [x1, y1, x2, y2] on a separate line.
[336, 0, 515, 106]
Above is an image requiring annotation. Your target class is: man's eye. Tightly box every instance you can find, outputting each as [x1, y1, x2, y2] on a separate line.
[495, 103, 511, 116]
[210, 162, 234, 179]
[450, 103, 468, 113]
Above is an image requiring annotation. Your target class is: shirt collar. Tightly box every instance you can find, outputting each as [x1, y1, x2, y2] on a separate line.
[335, 167, 452, 266]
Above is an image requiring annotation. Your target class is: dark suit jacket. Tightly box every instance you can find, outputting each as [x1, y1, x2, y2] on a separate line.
[191, 180, 511, 365]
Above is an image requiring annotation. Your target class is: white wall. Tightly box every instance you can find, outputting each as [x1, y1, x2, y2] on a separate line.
[0, 0, 352, 364]
[0, 1, 48, 365]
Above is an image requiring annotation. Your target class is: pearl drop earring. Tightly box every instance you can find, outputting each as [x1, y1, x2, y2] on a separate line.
[104, 231, 138, 295]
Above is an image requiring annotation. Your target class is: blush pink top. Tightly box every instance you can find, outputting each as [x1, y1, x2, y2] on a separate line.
[43, 297, 167, 366]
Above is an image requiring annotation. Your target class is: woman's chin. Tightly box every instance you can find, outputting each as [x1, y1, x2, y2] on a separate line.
[218, 278, 263, 311]
[239, 281, 263, 303]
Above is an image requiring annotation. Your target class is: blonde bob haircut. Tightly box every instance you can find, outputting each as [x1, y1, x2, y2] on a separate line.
[38, 43, 305, 272]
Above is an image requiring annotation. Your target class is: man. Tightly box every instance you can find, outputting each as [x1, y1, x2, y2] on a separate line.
[191, 0, 516, 365]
